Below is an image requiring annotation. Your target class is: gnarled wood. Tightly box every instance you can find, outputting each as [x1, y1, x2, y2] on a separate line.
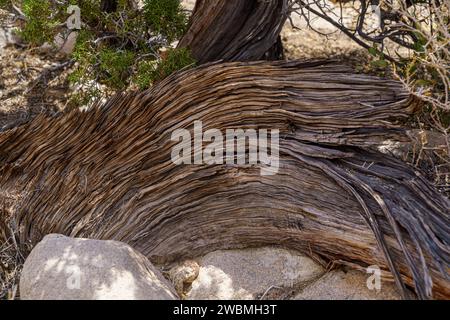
[0, 61, 448, 299]
[178, 0, 288, 63]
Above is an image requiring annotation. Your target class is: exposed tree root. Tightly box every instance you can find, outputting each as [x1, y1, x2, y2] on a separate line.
[0, 60, 448, 299]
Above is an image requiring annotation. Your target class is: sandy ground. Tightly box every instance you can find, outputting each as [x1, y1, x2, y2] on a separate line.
[0, 9, 74, 130]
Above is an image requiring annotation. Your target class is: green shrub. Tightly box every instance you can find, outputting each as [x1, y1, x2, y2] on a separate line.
[134, 47, 196, 89]
[134, 59, 158, 90]
[0, 0, 9, 8]
[4, 0, 195, 106]
[143, 0, 188, 42]
[99, 48, 135, 89]
[20, 0, 59, 45]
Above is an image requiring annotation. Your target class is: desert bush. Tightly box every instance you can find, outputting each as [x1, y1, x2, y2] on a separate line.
[289, 0, 449, 110]
[3, 0, 195, 106]
[0, 0, 10, 9]
[289, 0, 449, 191]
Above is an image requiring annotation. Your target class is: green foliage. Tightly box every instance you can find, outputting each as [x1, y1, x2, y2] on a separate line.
[0, 0, 10, 8]
[20, 0, 59, 45]
[370, 58, 388, 69]
[143, 0, 188, 42]
[134, 60, 158, 90]
[366, 6, 450, 135]
[365, 45, 389, 75]
[134, 47, 196, 89]
[68, 86, 102, 108]
[67, 30, 95, 84]
[68, 0, 102, 26]
[6, 0, 194, 106]
[151, 47, 195, 82]
[99, 48, 135, 89]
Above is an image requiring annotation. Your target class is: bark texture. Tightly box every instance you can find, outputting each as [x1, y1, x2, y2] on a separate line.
[178, 0, 288, 63]
[0, 61, 448, 299]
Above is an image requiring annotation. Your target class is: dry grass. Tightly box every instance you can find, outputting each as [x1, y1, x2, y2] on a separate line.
[0, 227, 27, 300]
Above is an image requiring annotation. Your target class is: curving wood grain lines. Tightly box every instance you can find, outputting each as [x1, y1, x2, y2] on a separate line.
[0, 61, 448, 299]
[178, 0, 288, 63]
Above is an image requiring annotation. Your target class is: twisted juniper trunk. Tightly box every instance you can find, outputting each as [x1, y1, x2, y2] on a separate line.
[0, 0, 448, 301]
[0, 61, 448, 299]
[100, 0, 118, 13]
[178, 0, 288, 62]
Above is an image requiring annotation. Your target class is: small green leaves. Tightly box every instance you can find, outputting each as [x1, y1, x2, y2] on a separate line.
[370, 59, 389, 68]
[20, 0, 58, 45]
[368, 47, 378, 57]
[11, 0, 192, 106]
[143, 0, 188, 42]
[99, 49, 135, 89]
[152, 47, 196, 82]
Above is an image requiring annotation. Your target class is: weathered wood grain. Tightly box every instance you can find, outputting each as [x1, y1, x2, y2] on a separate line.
[0, 61, 448, 299]
[178, 0, 288, 63]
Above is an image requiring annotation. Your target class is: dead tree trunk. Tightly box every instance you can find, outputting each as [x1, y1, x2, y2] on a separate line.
[178, 0, 288, 63]
[0, 0, 448, 301]
[0, 61, 448, 299]
[100, 0, 118, 13]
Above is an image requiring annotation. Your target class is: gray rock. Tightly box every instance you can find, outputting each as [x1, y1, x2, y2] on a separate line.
[0, 26, 19, 55]
[181, 0, 195, 10]
[20, 234, 178, 300]
[167, 260, 200, 297]
[293, 269, 402, 300]
[54, 31, 78, 55]
[185, 247, 325, 300]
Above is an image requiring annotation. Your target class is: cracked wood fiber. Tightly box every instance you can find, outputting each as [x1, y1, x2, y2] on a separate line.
[0, 61, 448, 299]
[178, 0, 288, 63]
